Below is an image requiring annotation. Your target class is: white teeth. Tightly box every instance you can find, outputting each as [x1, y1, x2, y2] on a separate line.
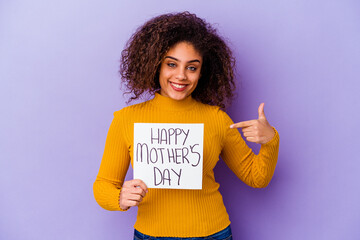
[170, 82, 186, 88]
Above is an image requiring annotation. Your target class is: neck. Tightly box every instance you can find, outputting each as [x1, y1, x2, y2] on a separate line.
[150, 92, 197, 111]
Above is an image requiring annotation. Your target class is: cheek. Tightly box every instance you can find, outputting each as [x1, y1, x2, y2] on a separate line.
[159, 68, 172, 81]
[189, 79, 199, 90]
[194, 79, 200, 87]
[159, 75, 167, 89]
[158, 68, 167, 83]
[192, 73, 201, 85]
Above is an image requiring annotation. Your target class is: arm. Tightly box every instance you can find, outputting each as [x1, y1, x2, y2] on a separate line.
[220, 109, 280, 188]
[93, 111, 130, 211]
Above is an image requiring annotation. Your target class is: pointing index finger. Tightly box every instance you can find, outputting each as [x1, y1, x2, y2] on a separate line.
[230, 120, 256, 129]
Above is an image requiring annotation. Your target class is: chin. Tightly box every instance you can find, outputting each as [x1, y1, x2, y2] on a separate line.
[168, 93, 188, 101]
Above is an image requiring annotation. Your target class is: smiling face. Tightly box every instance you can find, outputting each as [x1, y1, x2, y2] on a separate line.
[159, 41, 203, 101]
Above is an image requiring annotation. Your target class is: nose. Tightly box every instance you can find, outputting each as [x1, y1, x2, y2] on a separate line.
[175, 68, 186, 81]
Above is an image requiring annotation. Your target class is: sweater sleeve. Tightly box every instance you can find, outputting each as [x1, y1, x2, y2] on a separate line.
[219, 110, 280, 188]
[93, 111, 130, 211]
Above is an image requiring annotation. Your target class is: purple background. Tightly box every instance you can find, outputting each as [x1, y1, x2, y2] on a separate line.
[1, 1, 359, 239]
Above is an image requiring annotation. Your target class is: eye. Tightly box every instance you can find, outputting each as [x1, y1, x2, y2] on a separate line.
[167, 63, 176, 68]
[187, 66, 197, 71]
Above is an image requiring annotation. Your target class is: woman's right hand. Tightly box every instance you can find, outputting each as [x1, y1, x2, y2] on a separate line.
[119, 179, 148, 210]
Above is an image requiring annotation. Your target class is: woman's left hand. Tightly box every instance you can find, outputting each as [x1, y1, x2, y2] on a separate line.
[230, 103, 275, 144]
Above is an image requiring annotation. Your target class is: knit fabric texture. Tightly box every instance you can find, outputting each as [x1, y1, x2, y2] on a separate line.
[93, 93, 280, 237]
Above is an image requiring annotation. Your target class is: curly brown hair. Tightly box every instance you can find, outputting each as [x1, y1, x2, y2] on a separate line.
[120, 12, 236, 108]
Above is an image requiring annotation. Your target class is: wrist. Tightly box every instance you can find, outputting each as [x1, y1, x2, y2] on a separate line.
[262, 127, 278, 145]
[119, 203, 130, 211]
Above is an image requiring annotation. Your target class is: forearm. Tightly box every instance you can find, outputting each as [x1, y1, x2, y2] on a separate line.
[93, 177, 129, 211]
[222, 127, 280, 188]
[248, 127, 280, 188]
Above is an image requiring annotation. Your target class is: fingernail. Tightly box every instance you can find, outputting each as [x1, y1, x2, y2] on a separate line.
[230, 125, 233, 128]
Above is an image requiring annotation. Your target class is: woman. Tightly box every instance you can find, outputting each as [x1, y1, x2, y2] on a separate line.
[93, 12, 279, 239]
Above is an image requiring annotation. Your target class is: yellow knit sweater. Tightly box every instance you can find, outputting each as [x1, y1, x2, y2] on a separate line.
[93, 93, 280, 237]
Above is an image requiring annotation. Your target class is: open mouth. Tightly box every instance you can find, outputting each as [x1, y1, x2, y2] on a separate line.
[170, 82, 187, 91]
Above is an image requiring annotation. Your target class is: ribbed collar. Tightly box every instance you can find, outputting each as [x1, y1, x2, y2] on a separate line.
[150, 92, 197, 112]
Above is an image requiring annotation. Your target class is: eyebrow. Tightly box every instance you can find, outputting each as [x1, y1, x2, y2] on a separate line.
[164, 56, 200, 63]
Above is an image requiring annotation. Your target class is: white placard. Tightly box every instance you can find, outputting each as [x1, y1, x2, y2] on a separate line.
[133, 123, 204, 189]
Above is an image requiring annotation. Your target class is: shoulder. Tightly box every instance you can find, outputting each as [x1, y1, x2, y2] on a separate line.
[192, 101, 234, 128]
[110, 100, 153, 138]
[113, 99, 153, 118]
[198, 102, 232, 122]
[194, 100, 221, 113]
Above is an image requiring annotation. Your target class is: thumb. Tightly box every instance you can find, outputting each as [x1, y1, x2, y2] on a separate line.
[258, 103, 266, 119]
